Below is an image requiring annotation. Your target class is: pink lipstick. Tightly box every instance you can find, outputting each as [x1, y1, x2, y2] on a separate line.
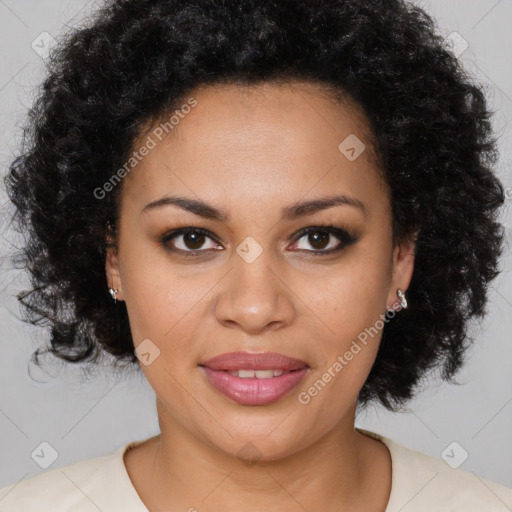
[199, 351, 309, 406]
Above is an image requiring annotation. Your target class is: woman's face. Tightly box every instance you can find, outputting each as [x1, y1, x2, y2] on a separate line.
[106, 81, 415, 459]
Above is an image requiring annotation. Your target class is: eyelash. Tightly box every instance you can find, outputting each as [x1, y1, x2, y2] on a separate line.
[159, 224, 359, 258]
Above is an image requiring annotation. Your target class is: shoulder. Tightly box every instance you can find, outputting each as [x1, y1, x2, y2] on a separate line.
[358, 429, 512, 512]
[0, 440, 149, 512]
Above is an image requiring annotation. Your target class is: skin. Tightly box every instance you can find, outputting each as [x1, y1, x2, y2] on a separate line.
[105, 80, 416, 512]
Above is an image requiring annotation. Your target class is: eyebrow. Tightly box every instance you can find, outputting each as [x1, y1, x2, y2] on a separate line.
[141, 193, 367, 221]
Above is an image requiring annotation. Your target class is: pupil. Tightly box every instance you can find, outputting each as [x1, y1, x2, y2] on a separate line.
[309, 231, 328, 250]
[185, 232, 204, 249]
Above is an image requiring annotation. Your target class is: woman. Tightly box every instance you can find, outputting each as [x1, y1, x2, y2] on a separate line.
[1, 0, 511, 510]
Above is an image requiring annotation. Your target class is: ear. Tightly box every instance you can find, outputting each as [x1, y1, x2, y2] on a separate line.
[105, 229, 124, 302]
[386, 230, 417, 311]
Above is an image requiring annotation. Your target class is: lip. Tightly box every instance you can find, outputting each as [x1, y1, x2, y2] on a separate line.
[200, 351, 308, 371]
[201, 366, 309, 406]
[199, 351, 309, 406]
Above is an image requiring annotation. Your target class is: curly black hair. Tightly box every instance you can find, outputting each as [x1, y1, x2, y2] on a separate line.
[4, 0, 505, 411]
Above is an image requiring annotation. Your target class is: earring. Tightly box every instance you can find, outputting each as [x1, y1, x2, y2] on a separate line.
[397, 288, 408, 309]
[108, 288, 118, 303]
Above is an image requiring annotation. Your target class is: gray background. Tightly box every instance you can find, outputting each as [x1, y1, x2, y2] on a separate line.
[0, 0, 511, 493]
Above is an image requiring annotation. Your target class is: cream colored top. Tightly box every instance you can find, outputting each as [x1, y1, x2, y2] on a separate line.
[1, 429, 511, 511]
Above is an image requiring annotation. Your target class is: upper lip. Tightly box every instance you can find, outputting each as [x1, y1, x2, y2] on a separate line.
[200, 351, 309, 371]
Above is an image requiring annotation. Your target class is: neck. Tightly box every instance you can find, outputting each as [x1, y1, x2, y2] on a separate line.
[126, 400, 391, 511]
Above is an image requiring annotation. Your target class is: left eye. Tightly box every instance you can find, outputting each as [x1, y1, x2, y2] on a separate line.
[289, 226, 354, 253]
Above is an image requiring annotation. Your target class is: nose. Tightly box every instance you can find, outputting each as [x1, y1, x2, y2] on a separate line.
[214, 253, 296, 335]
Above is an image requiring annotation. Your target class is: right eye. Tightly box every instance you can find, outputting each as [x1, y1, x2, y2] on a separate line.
[160, 228, 224, 257]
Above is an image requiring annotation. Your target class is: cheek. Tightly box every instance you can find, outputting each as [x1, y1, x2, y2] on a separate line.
[294, 250, 392, 395]
[294, 279, 387, 425]
[302, 252, 391, 342]
[120, 257, 220, 378]
[118, 235, 201, 338]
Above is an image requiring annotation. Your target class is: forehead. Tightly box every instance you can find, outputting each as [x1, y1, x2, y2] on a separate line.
[121, 81, 388, 216]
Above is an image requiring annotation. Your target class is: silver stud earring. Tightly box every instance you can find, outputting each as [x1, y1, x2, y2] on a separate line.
[397, 288, 408, 309]
[108, 288, 118, 303]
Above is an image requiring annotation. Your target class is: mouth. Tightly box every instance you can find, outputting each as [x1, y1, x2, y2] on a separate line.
[200, 350, 308, 371]
[199, 351, 309, 406]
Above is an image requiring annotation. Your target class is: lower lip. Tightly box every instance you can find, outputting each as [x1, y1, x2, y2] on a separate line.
[200, 367, 309, 406]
